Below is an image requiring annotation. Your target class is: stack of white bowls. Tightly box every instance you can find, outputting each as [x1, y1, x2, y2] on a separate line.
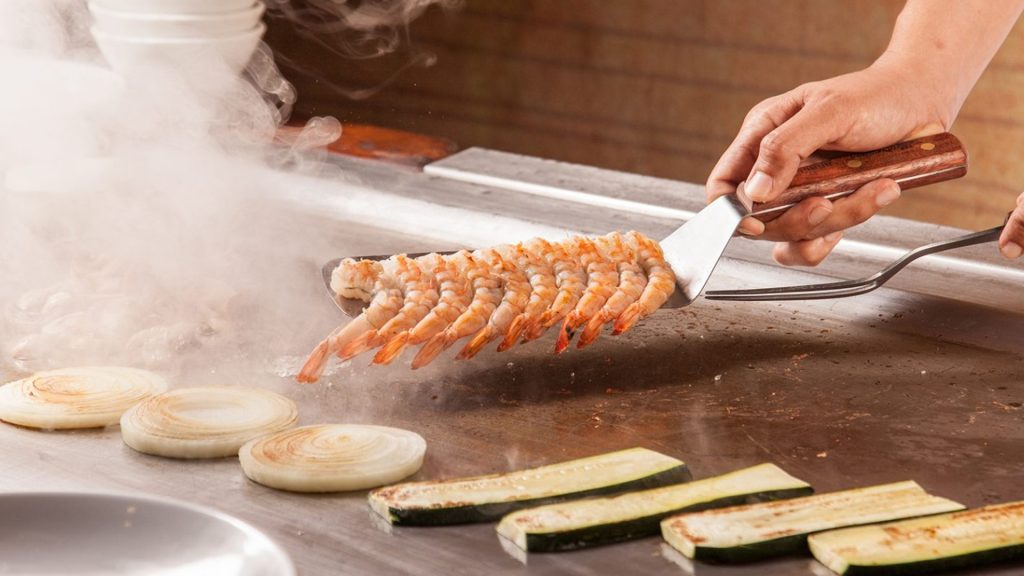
[90, 0, 266, 77]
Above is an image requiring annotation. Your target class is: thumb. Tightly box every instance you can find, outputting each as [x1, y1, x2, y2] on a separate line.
[744, 102, 847, 202]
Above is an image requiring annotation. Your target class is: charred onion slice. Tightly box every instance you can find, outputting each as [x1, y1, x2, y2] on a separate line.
[239, 424, 426, 493]
[120, 386, 298, 459]
[0, 366, 168, 430]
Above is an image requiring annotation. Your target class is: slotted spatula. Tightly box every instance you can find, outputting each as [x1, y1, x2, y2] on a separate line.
[323, 133, 968, 316]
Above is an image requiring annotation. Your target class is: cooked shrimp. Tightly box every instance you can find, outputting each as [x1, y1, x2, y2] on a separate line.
[522, 238, 587, 342]
[613, 231, 676, 335]
[577, 232, 647, 348]
[330, 258, 383, 302]
[297, 262, 403, 383]
[457, 246, 532, 359]
[412, 251, 503, 369]
[497, 240, 557, 351]
[555, 235, 619, 353]
[338, 254, 439, 361]
[373, 251, 473, 365]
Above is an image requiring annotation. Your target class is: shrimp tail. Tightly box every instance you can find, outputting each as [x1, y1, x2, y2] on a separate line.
[337, 330, 382, 361]
[524, 311, 557, 342]
[496, 314, 529, 352]
[457, 326, 495, 360]
[576, 311, 609, 349]
[296, 339, 332, 383]
[411, 331, 455, 370]
[296, 321, 358, 383]
[372, 331, 410, 366]
[554, 314, 580, 354]
[612, 303, 642, 335]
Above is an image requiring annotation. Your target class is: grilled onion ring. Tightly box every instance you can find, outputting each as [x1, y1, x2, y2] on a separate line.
[0, 366, 168, 430]
[121, 386, 298, 459]
[239, 424, 426, 492]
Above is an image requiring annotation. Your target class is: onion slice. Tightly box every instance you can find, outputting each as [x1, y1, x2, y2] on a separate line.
[121, 386, 298, 459]
[239, 424, 426, 492]
[0, 366, 168, 430]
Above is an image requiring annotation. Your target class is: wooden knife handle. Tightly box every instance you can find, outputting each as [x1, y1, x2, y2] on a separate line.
[750, 132, 968, 222]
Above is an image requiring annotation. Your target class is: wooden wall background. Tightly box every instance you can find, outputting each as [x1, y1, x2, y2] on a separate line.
[269, 0, 1024, 230]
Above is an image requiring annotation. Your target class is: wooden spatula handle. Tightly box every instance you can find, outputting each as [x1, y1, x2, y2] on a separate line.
[750, 132, 968, 222]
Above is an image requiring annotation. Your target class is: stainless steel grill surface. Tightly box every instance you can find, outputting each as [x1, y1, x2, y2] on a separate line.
[1, 149, 1022, 576]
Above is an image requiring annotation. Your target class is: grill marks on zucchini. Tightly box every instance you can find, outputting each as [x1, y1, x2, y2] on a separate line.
[497, 463, 811, 552]
[660, 481, 964, 564]
[368, 447, 691, 526]
[808, 501, 1024, 575]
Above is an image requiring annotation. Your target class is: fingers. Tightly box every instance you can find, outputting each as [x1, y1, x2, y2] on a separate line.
[744, 92, 849, 202]
[757, 179, 901, 242]
[999, 191, 1024, 259]
[706, 93, 803, 202]
[772, 232, 844, 267]
[737, 216, 766, 236]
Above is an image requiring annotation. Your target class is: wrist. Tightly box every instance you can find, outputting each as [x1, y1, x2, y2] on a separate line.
[871, 50, 960, 132]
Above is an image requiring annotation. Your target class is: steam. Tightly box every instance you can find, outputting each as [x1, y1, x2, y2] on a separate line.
[0, 0, 451, 381]
[266, 0, 460, 58]
[265, 0, 460, 99]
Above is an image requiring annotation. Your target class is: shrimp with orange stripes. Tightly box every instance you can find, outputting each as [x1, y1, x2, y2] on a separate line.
[297, 258, 402, 383]
[412, 250, 502, 369]
[497, 239, 557, 351]
[372, 251, 473, 365]
[577, 232, 647, 348]
[458, 246, 532, 359]
[337, 254, 439, 361]
[522, 238, 587, 342]
[554, 235, 619, 353]
[613, 230, 676, 335]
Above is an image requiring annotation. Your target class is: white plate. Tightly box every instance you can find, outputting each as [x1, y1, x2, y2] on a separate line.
[91, 0, 256, 14]
[89, 2, 265, 38]
[92, 23, 265, 76]
[0, 492, 295, 576]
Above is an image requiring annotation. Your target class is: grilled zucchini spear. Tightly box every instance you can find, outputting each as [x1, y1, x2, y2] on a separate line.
[497, 463, 811, 552]
[809, 501, 1024, 575]
[661, 481, 964, 563]
[368, 447, 691, 526]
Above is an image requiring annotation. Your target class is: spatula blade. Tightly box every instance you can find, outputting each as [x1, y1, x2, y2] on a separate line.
[659, 194, 748, 306]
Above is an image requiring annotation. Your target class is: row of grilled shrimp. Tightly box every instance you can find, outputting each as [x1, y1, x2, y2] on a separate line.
[296, 231, 675, 383]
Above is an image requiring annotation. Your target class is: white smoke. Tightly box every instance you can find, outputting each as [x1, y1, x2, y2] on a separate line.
[0, 0, 451, 380]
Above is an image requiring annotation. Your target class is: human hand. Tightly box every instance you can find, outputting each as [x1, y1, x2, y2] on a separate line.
[999, 192, 1024, 259]
[707, 57, 954, 266]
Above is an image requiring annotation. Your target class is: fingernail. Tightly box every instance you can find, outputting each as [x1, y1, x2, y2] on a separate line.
[746, 171, 773, 201]
[808, 205, 832, 227]
[737, 218, 764, 236]
[876, 185, 901, 207]
[1001, 242, 1023, 259]
[824, 231, 843, 243]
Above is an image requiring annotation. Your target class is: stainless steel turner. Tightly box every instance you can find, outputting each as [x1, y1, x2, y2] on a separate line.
[323, 134, 968, 317]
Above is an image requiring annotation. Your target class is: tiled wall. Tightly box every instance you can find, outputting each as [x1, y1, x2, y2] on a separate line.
[273, 0, 1024, 230]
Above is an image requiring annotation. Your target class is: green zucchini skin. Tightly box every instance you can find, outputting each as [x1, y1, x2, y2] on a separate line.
[385, 464, 692, 526]
[691, 509, 964, 565]
[520, 485, 814, 553]
[691, 534, 811, 564]
[837, 546, 1024, 576]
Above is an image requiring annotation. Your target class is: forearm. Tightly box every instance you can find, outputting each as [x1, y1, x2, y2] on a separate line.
[879, 0, 1024, 125]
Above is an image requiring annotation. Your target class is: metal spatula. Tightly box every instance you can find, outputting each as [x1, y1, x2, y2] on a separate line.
[323, 134, 968, 317]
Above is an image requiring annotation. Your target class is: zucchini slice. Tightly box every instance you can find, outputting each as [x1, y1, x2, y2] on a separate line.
[368, 447, 690, 526]
[661, 481, 964, 564]
[497, 463, 811, 553]
[809, 501, 1024, 575]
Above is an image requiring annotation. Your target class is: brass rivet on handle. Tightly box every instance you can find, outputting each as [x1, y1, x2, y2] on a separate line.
[921, 142, 936, 151]
[846, 159, 863, 168]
